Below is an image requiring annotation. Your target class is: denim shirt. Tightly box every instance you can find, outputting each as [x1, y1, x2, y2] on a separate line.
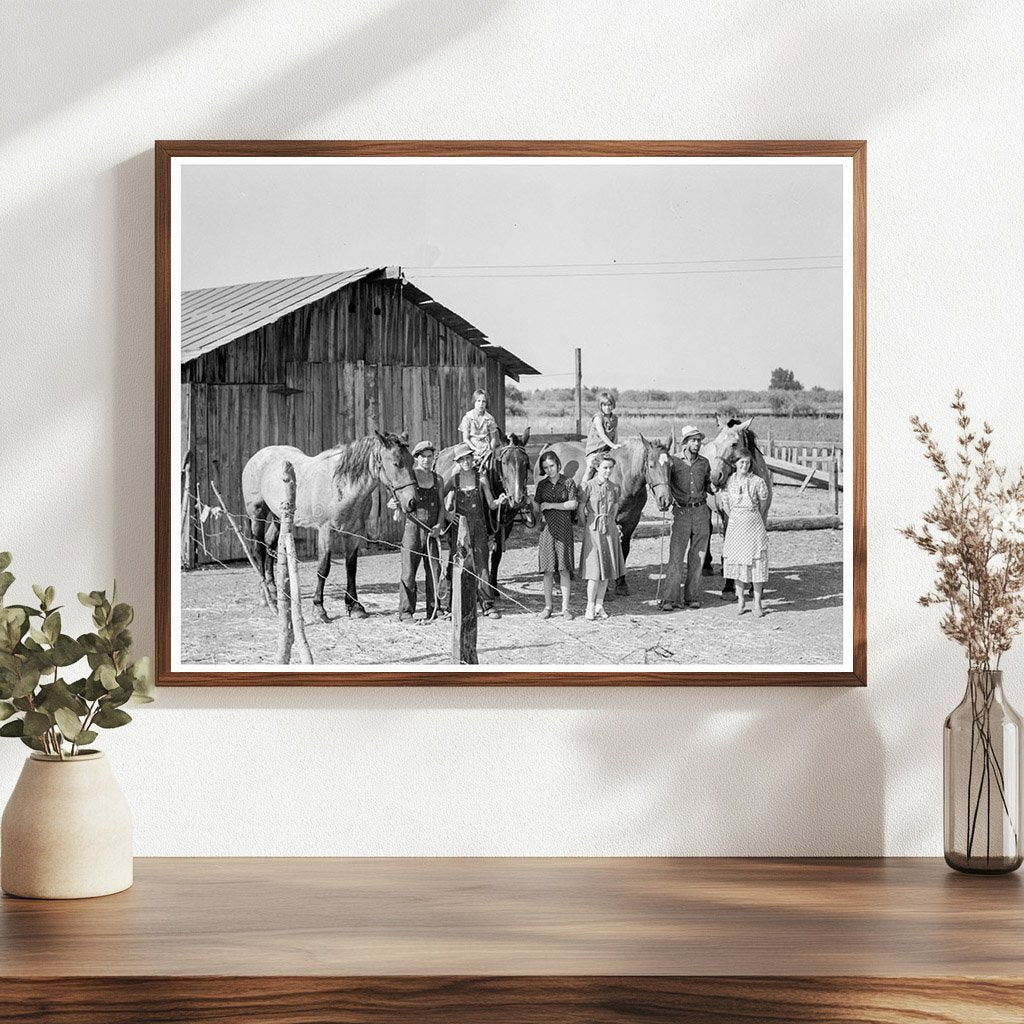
[668, 454, 712, 505]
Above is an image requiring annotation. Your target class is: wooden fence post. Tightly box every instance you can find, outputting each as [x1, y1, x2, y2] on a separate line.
[275, 526, 293, 665]
[451, 515, 478, 665]
[277, 460, 313, 665]
[829, 455, 839, 516]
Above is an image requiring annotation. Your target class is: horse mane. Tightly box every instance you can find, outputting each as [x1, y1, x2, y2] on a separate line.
[326, 434, 387, 484]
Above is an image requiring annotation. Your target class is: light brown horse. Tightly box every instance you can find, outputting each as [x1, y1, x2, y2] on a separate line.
[242, 432, 417, 621]
[534, 435, 674, 596]
[701, 415, 773, 594]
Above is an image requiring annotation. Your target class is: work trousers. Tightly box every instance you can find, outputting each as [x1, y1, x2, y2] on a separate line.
[398, 520, 444, 618]
[663, 505, 711, 605]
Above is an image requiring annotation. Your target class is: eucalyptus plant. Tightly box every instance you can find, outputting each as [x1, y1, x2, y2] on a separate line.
[0, 553, 153, 759]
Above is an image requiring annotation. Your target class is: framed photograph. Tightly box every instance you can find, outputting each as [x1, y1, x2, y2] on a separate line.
[156, 141, 865, 686]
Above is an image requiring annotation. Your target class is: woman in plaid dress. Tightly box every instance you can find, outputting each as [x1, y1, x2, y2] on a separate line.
[534, 450, 578, 619]
[721, 449, 770, 617]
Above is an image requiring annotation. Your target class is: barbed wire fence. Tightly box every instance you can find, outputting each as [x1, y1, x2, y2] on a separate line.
[181, 482, 682, 667]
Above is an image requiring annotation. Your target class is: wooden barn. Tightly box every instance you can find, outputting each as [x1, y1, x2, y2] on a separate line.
[180, 267, 539, 566]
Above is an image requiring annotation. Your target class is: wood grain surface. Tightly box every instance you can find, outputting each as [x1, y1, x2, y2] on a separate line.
[2, 858, 1022, 1021]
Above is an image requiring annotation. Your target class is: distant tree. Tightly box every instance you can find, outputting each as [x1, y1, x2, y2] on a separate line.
[767, 391, 792, 415]
[769, 367, 803, 391]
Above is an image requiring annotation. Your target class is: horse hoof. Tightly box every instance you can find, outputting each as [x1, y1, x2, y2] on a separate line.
[314, 605, 330, 623]
[615, 582, 629, 597]
[348, 604, 368, 620]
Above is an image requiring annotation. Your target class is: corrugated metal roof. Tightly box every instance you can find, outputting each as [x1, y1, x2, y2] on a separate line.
[180, 268, 378, 361]
[180, 268, 541, 378]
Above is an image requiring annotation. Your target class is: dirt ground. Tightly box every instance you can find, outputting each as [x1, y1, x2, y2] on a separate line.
[180, 486, 845, 669]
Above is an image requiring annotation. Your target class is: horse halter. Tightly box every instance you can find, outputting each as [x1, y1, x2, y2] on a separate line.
[493, 441, 534, 527]
[373, 440, 418, 506]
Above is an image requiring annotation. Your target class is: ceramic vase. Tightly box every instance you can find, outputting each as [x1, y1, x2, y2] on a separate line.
[1, 751, 133, 899]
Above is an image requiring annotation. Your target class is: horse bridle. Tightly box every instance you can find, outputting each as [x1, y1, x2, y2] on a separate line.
[492, 441, 535, 529]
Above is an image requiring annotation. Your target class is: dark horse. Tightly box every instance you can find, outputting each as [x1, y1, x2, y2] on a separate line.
[242, 432, 418, 621]
[534, 435, 674, 596]
[435, 428, 536, 605]
[701, 415, 773, 595]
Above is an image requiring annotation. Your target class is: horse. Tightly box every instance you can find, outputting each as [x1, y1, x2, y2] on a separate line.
[701, 415, 773, 594]
[435, 428, 536, 605]
[535, 435, 674, 597]
[242, 431, 418, 622]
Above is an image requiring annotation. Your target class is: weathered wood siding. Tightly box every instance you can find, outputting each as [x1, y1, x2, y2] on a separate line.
[183, 280, 509, 564]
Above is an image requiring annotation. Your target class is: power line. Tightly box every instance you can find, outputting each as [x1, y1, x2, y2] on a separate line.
[405, 254, 841, 270]
[412, 265, 842, 280]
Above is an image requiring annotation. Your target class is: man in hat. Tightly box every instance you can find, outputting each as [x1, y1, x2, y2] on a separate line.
[661, 425, 714, 611]
[390, 439, 447, 623]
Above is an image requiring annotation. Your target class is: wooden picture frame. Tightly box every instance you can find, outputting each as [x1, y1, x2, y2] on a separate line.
[156, 140, 866, 686]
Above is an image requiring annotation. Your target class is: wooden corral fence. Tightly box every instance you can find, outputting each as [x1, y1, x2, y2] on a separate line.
[765, 439, 844, 476]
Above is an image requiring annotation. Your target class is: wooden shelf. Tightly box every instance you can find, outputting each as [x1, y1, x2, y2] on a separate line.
[2, 857, 1022, 1022]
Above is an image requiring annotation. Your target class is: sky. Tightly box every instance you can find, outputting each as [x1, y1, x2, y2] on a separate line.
[180, 159, 845, 392]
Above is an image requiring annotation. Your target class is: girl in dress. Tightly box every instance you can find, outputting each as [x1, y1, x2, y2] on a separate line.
[533, 451, 579, 619]
[459, 389, 499, 461]
[585, 392, 620, 468]
[578, 454, 625, 620]
[720, 449, 770, 617]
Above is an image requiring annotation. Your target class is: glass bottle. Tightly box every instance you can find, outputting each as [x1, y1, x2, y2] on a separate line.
[944, 669, 1022, 873]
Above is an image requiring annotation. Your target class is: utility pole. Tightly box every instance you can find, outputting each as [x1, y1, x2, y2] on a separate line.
[574, 348, 583, 439]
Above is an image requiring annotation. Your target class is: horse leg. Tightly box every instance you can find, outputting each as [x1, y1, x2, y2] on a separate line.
[614, 496, 644, 597]
[718, 510, 736, 596]
[486, 526, 506, 605]
[264, 515, 280, 599]
[249, 508, 272, 599]
[313, 524, 332, 623]
[345, 543, 367, 619]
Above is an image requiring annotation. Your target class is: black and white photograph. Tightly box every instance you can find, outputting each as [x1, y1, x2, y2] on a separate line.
[161, 144, 863, 682]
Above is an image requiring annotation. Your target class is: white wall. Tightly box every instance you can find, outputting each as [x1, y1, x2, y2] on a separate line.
[1, 0, 1021, 855]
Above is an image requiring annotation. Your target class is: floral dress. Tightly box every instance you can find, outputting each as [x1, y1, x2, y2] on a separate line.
[721, 473, 770, 584]
[579, 478, 625, 581]
[536, 474, 577, 575]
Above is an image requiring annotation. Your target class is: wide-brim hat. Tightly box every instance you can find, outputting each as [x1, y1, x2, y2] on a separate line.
[412, 440, 436, 457]
[452, 442, 475, 461]
[679, 424, 705, 443]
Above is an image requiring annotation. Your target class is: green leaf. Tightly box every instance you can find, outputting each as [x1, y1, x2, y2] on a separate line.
[12, 665, 41, 699]
[78, 591, 100, 607]
[0, 700, 15, 721]
[28, 627, 49, 646]
[83, 675, 108, 701]
[19, 734, 45, 752]
[0, 718, 24, 737]
[98, 664, 118, 690]
[44, 586, 55, 609]
[0, 651, 21, 674]
[36, 679, 88, 717]
[0, 571, 14, 602]
[110, 603, 134, 629]
[32, 584, 48, 608]
[81, 635, 112, 656]
[75, 730, 98, 746]
[22, 710, 51, 738]
[93, 705, 131, 729]
[42, 611, 60, 644]
[0, 552, 11, 573]
[50, 635, 85, 667]
[54, 707, 85, 742]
